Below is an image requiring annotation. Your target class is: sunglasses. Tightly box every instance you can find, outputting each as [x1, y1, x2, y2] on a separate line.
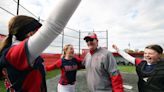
[86, 38, 94, 42]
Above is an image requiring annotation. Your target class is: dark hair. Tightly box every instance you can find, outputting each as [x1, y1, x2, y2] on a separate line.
[145, 44, 163, 54]
[0, 15, 42, 53]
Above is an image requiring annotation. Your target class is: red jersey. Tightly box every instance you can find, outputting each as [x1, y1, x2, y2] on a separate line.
[0, 40, 47, 92]
[46, 57, 84, 85]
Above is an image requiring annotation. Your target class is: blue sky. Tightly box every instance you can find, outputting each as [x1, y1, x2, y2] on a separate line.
[0, 0, 164, 53]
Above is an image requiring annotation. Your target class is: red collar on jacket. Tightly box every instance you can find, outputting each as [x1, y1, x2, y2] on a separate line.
[89, 47, 100, 55]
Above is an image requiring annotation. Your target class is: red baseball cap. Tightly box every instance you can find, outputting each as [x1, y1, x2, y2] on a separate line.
[84, 32, 98, 40]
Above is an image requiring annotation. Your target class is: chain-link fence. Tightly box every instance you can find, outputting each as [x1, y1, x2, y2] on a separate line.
[0, 0, 108, 54]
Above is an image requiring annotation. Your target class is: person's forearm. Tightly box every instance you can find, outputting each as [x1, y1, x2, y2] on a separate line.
[27, 0, 81, 63]
[110, 71, 124, 92]
[45, 65, 56, 71]
[117, 50, 135, 64]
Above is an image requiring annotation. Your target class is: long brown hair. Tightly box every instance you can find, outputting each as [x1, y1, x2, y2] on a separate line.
[0, 15, 41, 53]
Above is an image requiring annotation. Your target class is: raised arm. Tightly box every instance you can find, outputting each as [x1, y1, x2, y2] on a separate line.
[112, 44, 135, 64]
[27, 0, 81, 64]
[45, 59, 62, 71]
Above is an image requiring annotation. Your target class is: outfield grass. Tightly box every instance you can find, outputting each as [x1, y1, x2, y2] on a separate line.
[0, 79, 5, 92]
[118, 65, 136, 73]
[46, 69, 60, 79]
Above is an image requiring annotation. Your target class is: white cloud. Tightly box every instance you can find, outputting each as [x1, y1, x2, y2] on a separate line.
[0, 0, 164, 53]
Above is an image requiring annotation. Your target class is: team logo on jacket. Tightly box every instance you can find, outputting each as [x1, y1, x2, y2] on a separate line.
[93, 54, 104, 61]
[143, 77, 148, 82]
[64, 65, 78, 71]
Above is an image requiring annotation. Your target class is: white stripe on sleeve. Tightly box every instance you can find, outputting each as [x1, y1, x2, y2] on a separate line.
[117, 50, 135, 64]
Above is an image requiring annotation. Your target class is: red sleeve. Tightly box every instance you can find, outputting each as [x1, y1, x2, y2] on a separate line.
[135, 58, 142, 65]
[75, 57, 85, 69]
[6, 40, 29, 70]
[110, 74, 124, 92]
[75, 57, 82, 63]
[45, 59, 62, 71]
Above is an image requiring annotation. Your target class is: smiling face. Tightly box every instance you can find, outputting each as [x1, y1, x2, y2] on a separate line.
[65, 45, 74, 57]
[144, 48, 161, 64]
[86, 38, 98, 51]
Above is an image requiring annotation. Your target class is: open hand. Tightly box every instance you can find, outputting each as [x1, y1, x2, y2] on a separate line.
[112, 44, 119, 51]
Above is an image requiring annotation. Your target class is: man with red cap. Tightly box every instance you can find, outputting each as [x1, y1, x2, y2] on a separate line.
[83, 32, 124, 92]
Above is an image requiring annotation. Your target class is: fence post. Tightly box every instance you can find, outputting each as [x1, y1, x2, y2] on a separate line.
[106, 30, 108, 49]
[61, 31, 64, 54]
[79, 30, 81, 58]
[17, 0, 20, 15]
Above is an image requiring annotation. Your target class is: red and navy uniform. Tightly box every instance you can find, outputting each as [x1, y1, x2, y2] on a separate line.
[46, 57, 84, 85]
[0, 40, 47, 92]
[135, 58, 164, 92]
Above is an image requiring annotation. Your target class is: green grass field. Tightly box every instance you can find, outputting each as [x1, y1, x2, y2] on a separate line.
[0, 66, 136, 91]
[0, 79, 5, 92]
[46, 69, 60, 79]
[118, 65, 136, 73]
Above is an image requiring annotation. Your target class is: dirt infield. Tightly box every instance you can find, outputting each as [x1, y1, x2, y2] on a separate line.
[47, 71, 138, 92]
